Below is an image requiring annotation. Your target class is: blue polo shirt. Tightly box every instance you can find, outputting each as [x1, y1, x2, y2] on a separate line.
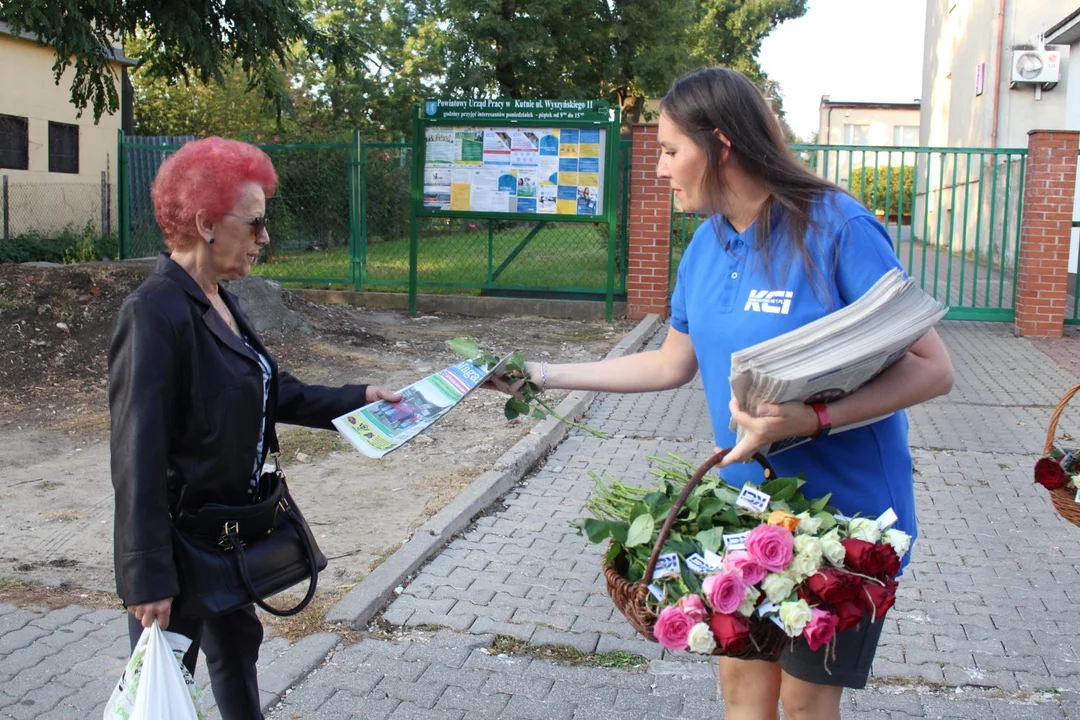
[670, 191, 916, 553]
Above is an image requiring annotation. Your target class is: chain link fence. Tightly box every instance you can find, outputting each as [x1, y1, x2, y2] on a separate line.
[1, 174, 115, 263]
[119, 134, 630, 298]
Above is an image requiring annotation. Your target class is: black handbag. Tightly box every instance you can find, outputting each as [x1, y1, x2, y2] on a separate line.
[171, 466, 327, 618]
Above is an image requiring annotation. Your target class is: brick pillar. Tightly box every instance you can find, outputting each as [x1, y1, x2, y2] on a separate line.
[1014, 130, 1080, 338]
[626, 123, 672, 320]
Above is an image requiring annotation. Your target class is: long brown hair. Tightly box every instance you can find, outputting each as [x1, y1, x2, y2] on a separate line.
[660, 67, 841, 290]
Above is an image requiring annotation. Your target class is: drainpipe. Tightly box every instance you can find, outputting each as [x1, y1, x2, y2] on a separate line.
[991, 0, 1006, 147]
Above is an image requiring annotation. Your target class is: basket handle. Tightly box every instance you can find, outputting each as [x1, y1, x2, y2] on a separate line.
[1044, 381, 1080, 455]
[642, 448, 777, 585]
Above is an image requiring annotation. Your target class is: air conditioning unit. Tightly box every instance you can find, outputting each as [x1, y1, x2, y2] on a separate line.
[1010, 49, 1062, 89]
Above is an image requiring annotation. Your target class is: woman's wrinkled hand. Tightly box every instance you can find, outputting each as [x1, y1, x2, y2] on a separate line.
[365, 386, 403, 404]
[129, 597, 173, 629]
[718, 397, 819, 467]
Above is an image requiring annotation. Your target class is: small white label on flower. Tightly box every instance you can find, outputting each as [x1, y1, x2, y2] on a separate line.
[723, 531, 751, 552]
[757, 599, 781, 615]
[647, 584, 665, 602]
[771, 615, 786, 630]
[703, 549, 725, 569]
[877, 507, 898, 530]
[736, 486, 771, 513]
[651, 552, 681, 580]
[833, 513, 852, 524]
[1075, 487, 1080, 503]
[686, 553, 720, 575]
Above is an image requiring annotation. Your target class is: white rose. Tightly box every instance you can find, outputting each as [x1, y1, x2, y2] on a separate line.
[761, 572, 796, 604]
[849, 518, 881, 543]
[738, 586, 760, 617]
[882, 528, 912, 558]
[785, 551, 821, 583]
[793, 536, 823, 565]
[820, 529, 846, 567]
[687, 622, 717, 654]
[779, 599, 813, 637]
[795, 512, 822, 535]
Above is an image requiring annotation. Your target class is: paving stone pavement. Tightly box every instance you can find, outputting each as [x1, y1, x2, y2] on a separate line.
[5, 319, 1080, 719]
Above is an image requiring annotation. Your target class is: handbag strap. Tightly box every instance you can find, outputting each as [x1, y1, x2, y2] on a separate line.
[224, 496, 319, 617]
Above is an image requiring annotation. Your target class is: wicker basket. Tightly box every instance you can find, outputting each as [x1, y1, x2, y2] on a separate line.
[603, 449, 790, 661]
[1042, 382, 1080, 529]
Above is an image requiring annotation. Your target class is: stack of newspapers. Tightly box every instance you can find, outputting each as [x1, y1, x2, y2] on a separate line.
[730, 268, 947, 455]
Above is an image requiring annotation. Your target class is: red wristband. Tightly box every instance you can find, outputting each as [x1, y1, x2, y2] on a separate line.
[810, 402, 831, 441]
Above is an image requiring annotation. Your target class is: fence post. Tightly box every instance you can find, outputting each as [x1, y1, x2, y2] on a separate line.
[100, 171, 109, 239]
[626, 123, 671, 319]
[1014, 129, 1080, 338]
[2, 175, 8, 241]
[117, 129, 128, 259]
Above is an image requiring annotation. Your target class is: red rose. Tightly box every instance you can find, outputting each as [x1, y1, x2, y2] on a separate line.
[841, 538, 880, 575]
[832, 600, 865, 632]
[871, 544, 900, 579]
[709, 612, 750, 653]
[861, 579, 898, 620]
[803, 568, 862, 604]
[1035, 457, 1068, 490]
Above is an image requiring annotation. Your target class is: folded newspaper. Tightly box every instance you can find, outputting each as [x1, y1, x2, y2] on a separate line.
[333, 354, 509, 458]
[730, 269, 947, 455]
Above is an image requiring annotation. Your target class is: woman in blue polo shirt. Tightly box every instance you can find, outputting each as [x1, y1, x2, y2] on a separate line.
[516, 67, 954, 719]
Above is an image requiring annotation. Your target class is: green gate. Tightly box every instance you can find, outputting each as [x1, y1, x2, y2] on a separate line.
[670, 144, 1028, 322]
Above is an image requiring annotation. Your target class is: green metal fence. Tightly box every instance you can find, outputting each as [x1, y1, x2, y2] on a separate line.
[669, 144, 1028, 322]
[119, 133, 632, 301]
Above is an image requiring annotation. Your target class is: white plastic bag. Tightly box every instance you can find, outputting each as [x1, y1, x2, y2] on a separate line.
[103, 620, 206, 720]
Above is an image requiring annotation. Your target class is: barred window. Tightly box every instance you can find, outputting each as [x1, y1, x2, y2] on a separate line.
[49, 122, 79, 174]
[0, 115, 29, 170]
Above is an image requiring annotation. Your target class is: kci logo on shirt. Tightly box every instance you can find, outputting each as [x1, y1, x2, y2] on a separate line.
[744, 290, 793, 314]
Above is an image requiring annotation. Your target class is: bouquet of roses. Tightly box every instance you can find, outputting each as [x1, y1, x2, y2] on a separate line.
[576, 454, 909, 656]
[1034, 448, 1080, 497]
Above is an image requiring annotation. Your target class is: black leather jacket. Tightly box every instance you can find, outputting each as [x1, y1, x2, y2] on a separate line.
[108, 254, 368, 607]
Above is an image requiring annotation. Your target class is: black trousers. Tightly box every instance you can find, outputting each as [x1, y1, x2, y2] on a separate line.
[127, 604, 264, 720]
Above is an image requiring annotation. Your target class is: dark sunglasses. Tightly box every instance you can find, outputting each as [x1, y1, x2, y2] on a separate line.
[226, 213, 268, 237]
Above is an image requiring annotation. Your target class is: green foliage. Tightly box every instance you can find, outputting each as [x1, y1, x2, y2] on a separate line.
[850, 166, 916, 216]
[0, 224, 115, 264]
[0, 0, 357, 122]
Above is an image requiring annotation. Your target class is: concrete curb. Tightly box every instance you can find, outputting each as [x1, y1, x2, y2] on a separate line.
[324, 313, 664, 628]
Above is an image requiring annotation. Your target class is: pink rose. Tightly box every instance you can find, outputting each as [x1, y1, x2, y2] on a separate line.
[654, 605, 694, 651]
[745, 524, 795, 572]
[677, 594, 708, 624]
[724, 550, 767, 585]
[702, 570, 748, 614]
[803, 608, 839, 651]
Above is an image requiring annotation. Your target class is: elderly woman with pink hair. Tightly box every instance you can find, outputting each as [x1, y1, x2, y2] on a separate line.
[108, 137, 398, 719]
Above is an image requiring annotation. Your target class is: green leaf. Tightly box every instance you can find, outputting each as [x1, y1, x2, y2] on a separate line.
[581, 519, 611, 544]
[532, 408, 547, 419]
[504, 402, 521, 420]
[604, 542, 624, 567]
[680, 563, 702, 594]
[810, 494, 833, 513]
[814, 512, 837, 531]
[609, 521, 630, 545]
[695, 526, 725, 553]
[626, 514, 655, 548]
[760, 477, 794, 496]
[449, 336, 480, 359]
[714, 487, 740, 505]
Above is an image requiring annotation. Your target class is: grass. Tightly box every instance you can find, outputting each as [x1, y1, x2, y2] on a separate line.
[277, 427, 351, 461]
[255, 225, 616, 292]
[0, 576, 118, 610]
[0, 298, 14, 311]
[490, 635, 649, 671]
[44, 510, 82, 521]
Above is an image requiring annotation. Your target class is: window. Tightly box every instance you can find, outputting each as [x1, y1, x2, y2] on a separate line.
[0, 115, 29, 170]
[893, 125, 920, 146]
[843, 124, 870, 145]
[48, 122, 79, 174]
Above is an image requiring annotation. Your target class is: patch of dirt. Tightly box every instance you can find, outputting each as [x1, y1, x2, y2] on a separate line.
[0, 261, 631, 604]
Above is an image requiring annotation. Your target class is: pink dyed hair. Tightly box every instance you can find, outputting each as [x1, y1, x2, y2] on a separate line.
[151, 137, 278, 250]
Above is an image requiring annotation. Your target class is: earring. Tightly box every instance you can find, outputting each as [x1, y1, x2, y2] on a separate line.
[208, 237, 215, 245]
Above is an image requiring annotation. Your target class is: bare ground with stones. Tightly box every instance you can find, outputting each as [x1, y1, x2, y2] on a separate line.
[0, 261, 630, 614]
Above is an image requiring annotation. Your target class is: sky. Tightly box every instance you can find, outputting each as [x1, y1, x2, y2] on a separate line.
[759, 0, 928, 140]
